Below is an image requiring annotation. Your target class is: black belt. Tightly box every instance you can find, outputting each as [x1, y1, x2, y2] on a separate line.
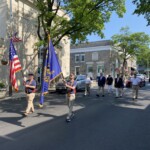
[26, 92, 33, 94]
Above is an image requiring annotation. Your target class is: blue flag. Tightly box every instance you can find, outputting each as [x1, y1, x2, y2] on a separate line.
[39, 39, 62, 105]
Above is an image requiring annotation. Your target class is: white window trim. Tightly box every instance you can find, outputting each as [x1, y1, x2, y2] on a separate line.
[86, 62, 94, 65]
[80, 54, 85, 62]
[87, 64, 93, 73]
[75, 54, 80, 63]
[97, 64, 104, 74]
[92, 52, 98, 61]
[75, 66, 80, 75]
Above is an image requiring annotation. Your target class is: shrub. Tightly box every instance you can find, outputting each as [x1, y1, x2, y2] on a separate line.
[0, 82, 5, 88]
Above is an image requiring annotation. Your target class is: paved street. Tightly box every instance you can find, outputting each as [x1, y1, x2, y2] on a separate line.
[0, 83, 150, 150]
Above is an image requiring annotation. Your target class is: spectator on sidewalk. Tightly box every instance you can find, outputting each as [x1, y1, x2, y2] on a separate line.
[64, 73, 77, 122]
[106, 75, 113, 94]
[96, 73, 106, 97]
[84, 75, 92, 96]
[130, 73, 141, 100]
[24, 73, 36, 116]
[114, 74, 123, 98]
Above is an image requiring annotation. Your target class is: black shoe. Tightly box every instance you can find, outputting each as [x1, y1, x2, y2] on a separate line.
[115, 97, 119, 98]
[66, 118, 71, 122]
[135, 97, 138, 99]
[132, 98, 135, 101]
[22, 113, 28, 117]
[71, 112, 75, 117]
[96, 94, 100, 97]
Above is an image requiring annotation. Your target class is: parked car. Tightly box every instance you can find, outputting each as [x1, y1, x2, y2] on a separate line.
[56, 75, 86, 93]
[136, 74, 146, 87]
[125, 77, 132, 88]
[126, 74, 145, 88]
[55, 76, 69, 93]
[75, 75, 86, 91]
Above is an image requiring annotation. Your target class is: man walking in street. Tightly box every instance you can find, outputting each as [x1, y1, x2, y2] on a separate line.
[114, 74, 123, 98]
[84, 75, 92, 96]
[106, 75, 113, 94]
[24, 73, 36, 116]
[84, 76, 92, 96]
[96, 73, 106, 97]
[64, 73, 77, 122]
[130, 73, 141, 100]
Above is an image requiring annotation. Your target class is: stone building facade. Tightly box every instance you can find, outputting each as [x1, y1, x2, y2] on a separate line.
[71, 40, 137, 79]
[0, 0, 70, 91]
[71, 40, 114, 79]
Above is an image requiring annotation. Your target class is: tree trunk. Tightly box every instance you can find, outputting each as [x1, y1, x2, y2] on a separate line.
[40, 47, 47, 90]
[122, 58, 126, 77]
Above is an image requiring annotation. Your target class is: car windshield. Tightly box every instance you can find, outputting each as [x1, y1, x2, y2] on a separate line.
[75, 75, 86, 81]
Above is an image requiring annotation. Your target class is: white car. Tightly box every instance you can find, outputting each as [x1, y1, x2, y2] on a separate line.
[56, 75, 86, 93]
[136, 74, 146, 87]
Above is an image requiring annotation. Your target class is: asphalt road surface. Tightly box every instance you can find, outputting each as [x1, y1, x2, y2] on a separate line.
[0, 84, 150, 150]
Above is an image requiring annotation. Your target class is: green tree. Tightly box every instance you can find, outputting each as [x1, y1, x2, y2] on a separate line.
[137, 48, 150, 68]
[112, 27, 150, 76]
[36, 0, 126, 46]
[133, 0, 150, 25]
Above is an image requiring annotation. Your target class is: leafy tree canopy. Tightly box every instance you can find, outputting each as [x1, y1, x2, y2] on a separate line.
[35, 0, 126, 47]
[112, 27, 150, 59]
[137, 46, 150, 67]
[112, 26, 150, 74]
[133, 0, 150, 25]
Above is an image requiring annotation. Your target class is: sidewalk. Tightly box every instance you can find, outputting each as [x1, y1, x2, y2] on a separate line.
[0, 92, 26, 101]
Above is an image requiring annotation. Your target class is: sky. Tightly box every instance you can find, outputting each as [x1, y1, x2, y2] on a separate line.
[87, 0, 150, 42]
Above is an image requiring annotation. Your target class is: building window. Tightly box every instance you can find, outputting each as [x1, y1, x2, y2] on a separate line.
[75, 66, 80, 75]
[75, 54, 80, 63]
[97, 64, 104, 75]
[80, 54, 85, 62]
[87, 65, 93, 73]
[92, 52, 98, 61]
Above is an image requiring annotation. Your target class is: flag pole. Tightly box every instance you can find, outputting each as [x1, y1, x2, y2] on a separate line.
[38, 33, 50, 108]
[8, 0, 13, 96]
[9, 39, 12, 96]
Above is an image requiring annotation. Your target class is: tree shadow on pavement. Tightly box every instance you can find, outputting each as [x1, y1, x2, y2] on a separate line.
[0, 116, 25, 127]
[0, 98, 26, 114]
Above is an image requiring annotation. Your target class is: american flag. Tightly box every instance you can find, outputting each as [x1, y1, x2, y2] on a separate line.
[9, 40, 22, 91]
[11, 32, 22, 42]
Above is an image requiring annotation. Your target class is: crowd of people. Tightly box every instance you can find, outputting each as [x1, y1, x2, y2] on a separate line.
[95, 73, 125, 98]
[23, 72, 142, 122]
[84, 73, 141, 100]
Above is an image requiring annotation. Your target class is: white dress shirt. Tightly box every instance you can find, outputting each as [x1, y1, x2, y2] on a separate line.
[130, 77, 141, 85]
[85, 77, 92, 84]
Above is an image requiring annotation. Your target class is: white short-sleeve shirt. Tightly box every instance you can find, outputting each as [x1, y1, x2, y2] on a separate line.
[130, 77, 141, 85]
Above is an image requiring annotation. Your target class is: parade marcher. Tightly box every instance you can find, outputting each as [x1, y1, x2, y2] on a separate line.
[130, 73, 141, 100]
[96, 73, 106, 97]
[120, 75, 125, 97]
[106, 75, 113, 94]
[114, 74, 123, 98]
[64, 73, 77, 122]
[24, 73, 36, 116]
[84, 75, 92, 96]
